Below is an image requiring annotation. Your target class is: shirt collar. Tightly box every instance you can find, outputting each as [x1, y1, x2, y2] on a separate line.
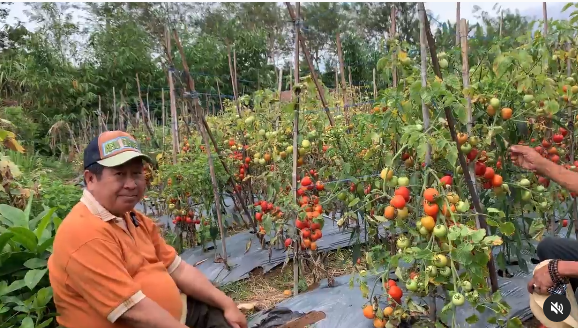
[80, 189, 123, 222]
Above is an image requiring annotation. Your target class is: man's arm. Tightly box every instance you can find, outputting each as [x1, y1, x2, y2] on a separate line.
[558, 261, 578, 278]
[537, 157, 578, 194]
[171, 262, 237, 311]
[120, 298, 188, 328]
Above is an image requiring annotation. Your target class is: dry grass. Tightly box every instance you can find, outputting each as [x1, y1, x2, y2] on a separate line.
[219, 248, 357, 311]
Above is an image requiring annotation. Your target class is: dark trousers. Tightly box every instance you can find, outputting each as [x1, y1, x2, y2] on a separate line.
[537, 237, 578, 292]
[185, 296, 232, 328]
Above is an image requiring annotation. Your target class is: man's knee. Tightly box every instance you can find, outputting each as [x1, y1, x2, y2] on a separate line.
[537, 237, 558, 261]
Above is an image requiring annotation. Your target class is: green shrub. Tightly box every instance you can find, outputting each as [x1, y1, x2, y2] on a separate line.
[0, 196, 61, 328]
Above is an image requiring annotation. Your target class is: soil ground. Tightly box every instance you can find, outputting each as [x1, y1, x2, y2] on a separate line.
[218, 248, 356, 311]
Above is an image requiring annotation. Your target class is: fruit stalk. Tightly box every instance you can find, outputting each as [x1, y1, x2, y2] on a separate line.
[423, 11, 499, 293]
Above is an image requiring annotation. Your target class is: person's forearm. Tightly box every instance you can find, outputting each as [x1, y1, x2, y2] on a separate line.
[120, 297, 188, 328]
[558, 261, 578, 278]
[537, 158, 578, 194]
[172, 263, 236, 310]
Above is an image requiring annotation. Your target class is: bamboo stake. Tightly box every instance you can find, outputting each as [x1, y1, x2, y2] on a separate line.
[390, 5, 397, 88]
[348, 66, 353, 103]
[113, 87, 117, 130]
[286, 2, 335, 127]
[276, 67, 283, 130]
[120, 91, 125, 131]
[233, 48, 240, 103]
[334, 69, 339, 97]
[460, 19, 480, 229]
[456, 3, 460, 46]
[168, 70, 179, 165]
[418, 4, 432, 167]
[171, 32, 229, 267]
[216, 79, 223, 113]
[423, 9, 499, 293]
[98, 96, 103, 134]
[162, 88, 166, 153]
[227, 46, 241, 116]
[135, 74, 160, 148]
[500, 10, 504, 39]
[292, 1, 301, 298]
[373, 68, 377, 100]
[336, 33, 348, 113]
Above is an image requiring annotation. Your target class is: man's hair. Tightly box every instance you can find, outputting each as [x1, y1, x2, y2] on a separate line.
[84, 162, 105, 184]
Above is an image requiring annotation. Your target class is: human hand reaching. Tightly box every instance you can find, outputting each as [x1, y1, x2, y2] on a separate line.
[509, 145, 546, 173]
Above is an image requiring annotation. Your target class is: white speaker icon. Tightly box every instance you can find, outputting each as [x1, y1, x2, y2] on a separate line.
[551, 302, 564, 315]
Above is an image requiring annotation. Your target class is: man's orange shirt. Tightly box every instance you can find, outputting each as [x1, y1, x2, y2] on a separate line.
[48, 190, 184, 327]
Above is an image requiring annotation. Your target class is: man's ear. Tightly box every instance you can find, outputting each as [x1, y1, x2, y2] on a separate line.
[83, 170, 94, 186]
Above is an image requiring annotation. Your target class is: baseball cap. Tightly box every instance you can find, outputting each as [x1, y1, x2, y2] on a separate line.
[83, 131, 152, 169]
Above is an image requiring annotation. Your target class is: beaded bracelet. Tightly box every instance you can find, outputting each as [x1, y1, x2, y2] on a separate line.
[549, 259, 569, 285]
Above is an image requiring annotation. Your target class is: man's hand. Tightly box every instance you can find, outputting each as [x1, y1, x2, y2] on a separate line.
[223, 304, 248, 328]
[528, 265, 554, 295]
[509, 145, 546, 173]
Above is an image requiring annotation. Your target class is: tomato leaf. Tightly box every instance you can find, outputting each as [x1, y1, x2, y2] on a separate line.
[499, 222, 515, 236]
[466, 314, 479, 324]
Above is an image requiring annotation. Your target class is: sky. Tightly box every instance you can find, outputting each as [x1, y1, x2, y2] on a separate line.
[5, 2, 574, 30]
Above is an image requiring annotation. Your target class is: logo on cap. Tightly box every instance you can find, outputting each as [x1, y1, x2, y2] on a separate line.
[544, 293, 571, 322]
[102, 136, 140, 158]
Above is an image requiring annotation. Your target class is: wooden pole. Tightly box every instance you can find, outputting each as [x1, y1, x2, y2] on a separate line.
[113, 87, 117, 130]
[286, 2, 335, 126]
[168, 70, 179, 164]
[456, 3, 461, 46]
[373, 68, 377, 100]
[162, 88, 166, 153]
[292, 1, 301, 297]
[418, 4, 431, 167]
[216, 79, 223, 113]
[135, 73, 160, 148]
[460, 19, 479, 228]
[98, 95, 103, 134]
[390, 5, 397, 88]
[423, 9, 499, 293]
[499, 12, 503, 38]
[171, 31, 229, 267]
[336, 33, 348, 111]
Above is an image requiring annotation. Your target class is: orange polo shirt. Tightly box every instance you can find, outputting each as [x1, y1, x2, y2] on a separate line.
[48, 190, 184, 327]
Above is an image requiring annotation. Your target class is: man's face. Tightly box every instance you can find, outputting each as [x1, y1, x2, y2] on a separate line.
[84, 158, 146, 216]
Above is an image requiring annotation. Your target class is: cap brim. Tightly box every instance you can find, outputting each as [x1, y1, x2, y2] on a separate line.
[97, 150, 152, 167]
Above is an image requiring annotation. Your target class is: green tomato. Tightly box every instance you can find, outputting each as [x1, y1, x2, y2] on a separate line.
[433, 225, 447, 238]
[259, 129, 266, 136]
[461, 281, 472, 292]
[519, 178, 531, 187]
[490, 97, 500, 108]
[425, 265, 438, 277]
[460, 143, 472, 154]
[397, 177, 410, 186]
[536, 185, 545, 193]
[397, 236, 410, 249]
[521, 190, 532, 202]
[452, 293, 465, 306]
[406, 279, 418, 291]
[466, 290, 479, 302]
[439, 266, 452, 277]
[434, 254, 448, 268]
[419, 226, 429, 236]
[469, 136, 480, 147]
[456, 201, 469, 213]
[302, 139, 311, 149]
[523, 94, 534, 103]
[439, 58, 449, 69]
[387, 176, 398, 187]
[415, 124, 424, 132]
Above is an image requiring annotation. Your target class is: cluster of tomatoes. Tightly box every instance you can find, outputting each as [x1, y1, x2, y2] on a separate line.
[383, 186, 411, 220]
[362, 279, 404, 327]
[181, 139, 191, 153]
[254, 199, 284, 222]
[289, 173, 325, 251]
[172, 210, 202, 225]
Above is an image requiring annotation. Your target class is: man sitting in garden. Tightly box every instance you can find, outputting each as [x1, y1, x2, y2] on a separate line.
[48, 131, 247, 328]
[511, 144, 578, 295]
